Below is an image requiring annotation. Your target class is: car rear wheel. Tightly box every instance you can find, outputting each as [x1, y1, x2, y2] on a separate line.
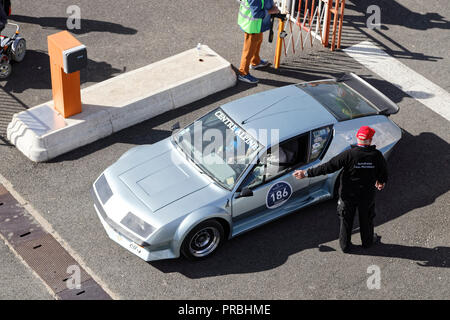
[181, 220, 224, 261]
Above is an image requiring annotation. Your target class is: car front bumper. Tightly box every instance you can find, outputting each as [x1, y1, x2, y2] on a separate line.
[91, 188, 178, 262]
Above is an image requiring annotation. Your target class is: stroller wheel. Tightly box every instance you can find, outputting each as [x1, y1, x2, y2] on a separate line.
[0, 61, 12, 79]
[12, 38, 27, 62]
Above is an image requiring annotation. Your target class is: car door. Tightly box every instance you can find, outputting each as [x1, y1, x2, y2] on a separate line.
[230, 133, 315, 236]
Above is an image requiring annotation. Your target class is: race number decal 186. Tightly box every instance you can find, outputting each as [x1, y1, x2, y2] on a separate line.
[266, 182, 292, 209]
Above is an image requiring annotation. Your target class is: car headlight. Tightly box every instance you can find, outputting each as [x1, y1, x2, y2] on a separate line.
[120, 212, 155, 238]
[94, 174, 113, 205]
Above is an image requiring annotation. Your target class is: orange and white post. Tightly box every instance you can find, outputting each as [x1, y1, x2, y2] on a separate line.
[48, 31, 83, 118]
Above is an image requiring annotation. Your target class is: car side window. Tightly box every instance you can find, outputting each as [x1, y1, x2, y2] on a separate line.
[310, 126, 332, 162]
[241, 162, 266, 189]
[239, 133, 310, 190]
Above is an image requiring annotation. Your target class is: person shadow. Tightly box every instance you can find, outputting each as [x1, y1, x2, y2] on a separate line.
[341, 0, 446, 62]
[9, 15, 137, 35]
[347, 0, 450, 31]
[319, 243, 449, 268]
[150, 130, 450, 278]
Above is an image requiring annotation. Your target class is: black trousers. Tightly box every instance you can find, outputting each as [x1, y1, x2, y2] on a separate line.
[337, 196, 376, 252]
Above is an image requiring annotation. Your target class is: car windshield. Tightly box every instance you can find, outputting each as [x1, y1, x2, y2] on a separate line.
[297, 81, 378, 121]
[174, 108, 263, 190]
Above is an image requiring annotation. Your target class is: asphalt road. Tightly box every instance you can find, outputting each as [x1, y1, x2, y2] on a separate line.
[0, 0, 449, 299]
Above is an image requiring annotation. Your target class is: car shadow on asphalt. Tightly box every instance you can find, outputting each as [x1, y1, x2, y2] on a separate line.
[150, 130, 450, 278]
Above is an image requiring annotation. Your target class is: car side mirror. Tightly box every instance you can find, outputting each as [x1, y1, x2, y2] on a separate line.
[235, 187, 254, 199]
[171, 122, 180, 131]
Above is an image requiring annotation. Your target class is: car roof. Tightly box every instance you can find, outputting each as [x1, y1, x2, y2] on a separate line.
[221, 84, 337, 146]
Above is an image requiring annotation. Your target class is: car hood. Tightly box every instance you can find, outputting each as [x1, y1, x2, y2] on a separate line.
[110, 140, 212, 213]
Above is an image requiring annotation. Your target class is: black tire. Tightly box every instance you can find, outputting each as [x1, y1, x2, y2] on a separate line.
[181, 220, 225, 261]
[12, 38, 26, 63]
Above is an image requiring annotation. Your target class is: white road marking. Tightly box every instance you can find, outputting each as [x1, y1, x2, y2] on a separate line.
[344, 40, 450, 122]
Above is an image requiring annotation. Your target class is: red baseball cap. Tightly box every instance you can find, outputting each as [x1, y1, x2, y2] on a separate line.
[356, 126, 376, 140]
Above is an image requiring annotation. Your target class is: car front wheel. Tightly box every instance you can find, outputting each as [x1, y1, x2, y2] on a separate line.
[181, 220, 224, 260]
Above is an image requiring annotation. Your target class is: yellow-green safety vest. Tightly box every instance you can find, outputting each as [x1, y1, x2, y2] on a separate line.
[238, 0, 265, 34]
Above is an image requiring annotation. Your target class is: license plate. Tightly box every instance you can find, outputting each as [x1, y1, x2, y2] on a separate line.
[128, 242, 143, 254]
[110, 226, 143, 256]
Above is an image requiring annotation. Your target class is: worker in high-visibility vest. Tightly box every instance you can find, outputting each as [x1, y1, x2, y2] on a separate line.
[237, 0, 280, 84]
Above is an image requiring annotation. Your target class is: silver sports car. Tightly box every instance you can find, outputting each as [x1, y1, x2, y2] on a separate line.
[91, 73, 401, 261]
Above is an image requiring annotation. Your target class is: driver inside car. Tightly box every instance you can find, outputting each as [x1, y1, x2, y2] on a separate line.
[242, 145, 295, 189]
[265, 145, 295, 178]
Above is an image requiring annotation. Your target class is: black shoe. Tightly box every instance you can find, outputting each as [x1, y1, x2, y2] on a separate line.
[362, 233, 381, 249]
[373, 233, 381, 245]
[342, 242, 354, 253]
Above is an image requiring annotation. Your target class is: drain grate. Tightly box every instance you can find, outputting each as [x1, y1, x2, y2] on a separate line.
[0, 187, 48, 246]
[0, 191, 24, 218]
[57, 279, 111, 300]
[0, 183, 112, 299]
[15, 234, 91, 294]
[0, 209, 47, 246]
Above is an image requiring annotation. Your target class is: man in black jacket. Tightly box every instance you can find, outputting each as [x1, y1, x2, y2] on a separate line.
[0, 0, 10, 33]
[0, 2, 7, 34]
[2, 0, 10, 14]
[293, 126, 388, 253]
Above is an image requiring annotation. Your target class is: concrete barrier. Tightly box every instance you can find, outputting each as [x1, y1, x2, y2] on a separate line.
[7, 45, 237, 162]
